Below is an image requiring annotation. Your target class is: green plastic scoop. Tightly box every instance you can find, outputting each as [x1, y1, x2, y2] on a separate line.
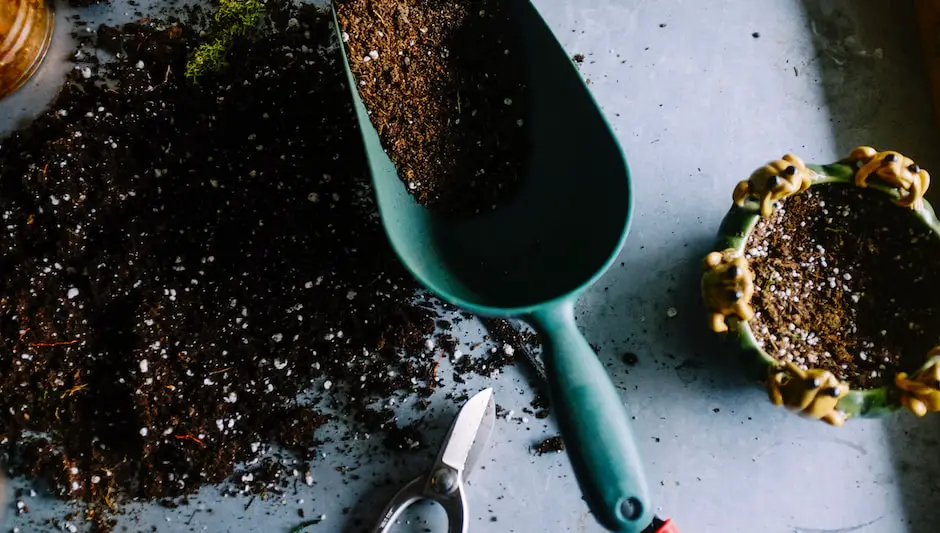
[333, 2, 651, 531]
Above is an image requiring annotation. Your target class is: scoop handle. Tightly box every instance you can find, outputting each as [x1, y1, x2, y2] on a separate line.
[530, 301, 651, 533]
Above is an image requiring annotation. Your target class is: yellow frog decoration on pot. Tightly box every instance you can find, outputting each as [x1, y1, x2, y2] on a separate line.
[895, 349, 940, 417]
[701, 248, 755, 334]
[847, 146, 930, 210]
[732, 153, 815, 216]
[767, 361, 849, 426]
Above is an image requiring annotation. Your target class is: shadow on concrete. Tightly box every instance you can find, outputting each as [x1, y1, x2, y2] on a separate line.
[798, 0, 940, 181]
[656, 236, 759, 393]
[799, 2, 940, 532]
[337, 408, 455, 533]
[880, 414, 940, 533]
[587, 231, 759, 403]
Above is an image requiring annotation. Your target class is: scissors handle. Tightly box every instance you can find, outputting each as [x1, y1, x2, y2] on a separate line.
[373, 476, 424, 533]
[371, 474, 468, 533]
[440, 482, 467, 533]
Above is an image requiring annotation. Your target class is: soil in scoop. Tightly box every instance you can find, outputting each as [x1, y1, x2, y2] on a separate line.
[336, 0, 529, 216]
[0, 4, 538, 529]
[746, 185, 940, 389]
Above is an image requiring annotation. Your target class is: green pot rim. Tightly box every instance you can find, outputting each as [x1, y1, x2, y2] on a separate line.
[711, 160, 940, 419]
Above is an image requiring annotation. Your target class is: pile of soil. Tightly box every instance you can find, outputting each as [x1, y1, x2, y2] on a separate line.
[0, 3, 537, 529]
[746, 185, 940, 389]
[336, 0, 529, 216]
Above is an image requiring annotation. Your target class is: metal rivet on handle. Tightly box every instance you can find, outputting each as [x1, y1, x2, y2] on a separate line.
[619, 497, 643, 521]
[430, 468, 458, 496]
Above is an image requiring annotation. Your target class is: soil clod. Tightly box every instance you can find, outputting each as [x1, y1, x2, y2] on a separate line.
[533, 436, 565, 455]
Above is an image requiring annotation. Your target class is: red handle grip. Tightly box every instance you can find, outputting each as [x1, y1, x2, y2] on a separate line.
[652, 518, 679, 533]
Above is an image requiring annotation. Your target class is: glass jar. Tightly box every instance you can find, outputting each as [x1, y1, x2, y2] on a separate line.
[0, 0, 54, 100]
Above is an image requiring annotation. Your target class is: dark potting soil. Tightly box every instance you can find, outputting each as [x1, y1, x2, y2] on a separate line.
[68, 0, 110, 6]
[746, 185, 940, 389]
[0, 4, 538, 529]
[336, 0, 529, 216]
[463, 317, 541, 377]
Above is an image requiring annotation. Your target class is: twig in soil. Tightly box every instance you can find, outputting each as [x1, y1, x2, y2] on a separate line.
[244, 495, 255, 511]
[424, 350, 446, 395]
[430, 349, 445, 381]
[29, 340, 78, 348]
[367, 4, 389, 29]
[289, 519, 322, 532]
[104, 486, 115, 512]
[768, 336, 780, 354]
[209, 367, 233, 375]
[60, 384, 88, 399]
[175, 434, 206, 447]
[762, 276, 773, 292]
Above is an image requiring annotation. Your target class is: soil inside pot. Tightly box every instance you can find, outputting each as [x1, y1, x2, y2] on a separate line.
[745, 185, 940, 389]
[0, 4, 538, 529]
[336, 0, 529, 216]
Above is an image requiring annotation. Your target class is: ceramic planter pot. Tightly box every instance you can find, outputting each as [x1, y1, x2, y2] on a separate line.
[703, 147, 940, 425]
[0, 0, 55, 101]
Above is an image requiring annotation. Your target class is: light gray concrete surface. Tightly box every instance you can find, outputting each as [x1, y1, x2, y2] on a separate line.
[2, 1, 940, 532]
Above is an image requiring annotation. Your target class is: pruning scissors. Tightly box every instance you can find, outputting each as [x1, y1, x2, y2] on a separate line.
[372, 388, 496, 533]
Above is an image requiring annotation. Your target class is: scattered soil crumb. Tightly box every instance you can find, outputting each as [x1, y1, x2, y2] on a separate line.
[534, 436, 565, 456]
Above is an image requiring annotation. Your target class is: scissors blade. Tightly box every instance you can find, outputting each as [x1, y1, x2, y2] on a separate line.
[439, 388, 495, 475]
[461, 389, 496, 477]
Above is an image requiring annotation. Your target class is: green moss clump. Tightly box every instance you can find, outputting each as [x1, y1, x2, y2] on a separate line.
[185, 0, 266, 82]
